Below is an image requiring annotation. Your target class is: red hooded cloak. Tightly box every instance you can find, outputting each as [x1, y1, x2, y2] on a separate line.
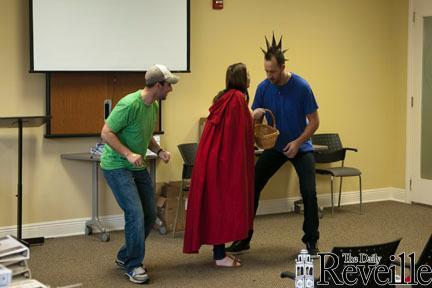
[183, 89, 255, 253]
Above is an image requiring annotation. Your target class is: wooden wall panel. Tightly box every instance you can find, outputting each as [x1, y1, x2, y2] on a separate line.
[47, 72, 162, 137]
[112, 73, 145, 105]
[49, 73, 110, 135]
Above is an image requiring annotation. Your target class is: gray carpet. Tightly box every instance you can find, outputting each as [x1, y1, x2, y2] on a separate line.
[27, 201, 432, 287]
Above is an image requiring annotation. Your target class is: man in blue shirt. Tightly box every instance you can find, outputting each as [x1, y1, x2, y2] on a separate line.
[227, 36, 320, 256]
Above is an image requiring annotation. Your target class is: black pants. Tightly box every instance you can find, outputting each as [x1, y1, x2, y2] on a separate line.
[213, 244, 225, 260]
[250, 149, 320, 244]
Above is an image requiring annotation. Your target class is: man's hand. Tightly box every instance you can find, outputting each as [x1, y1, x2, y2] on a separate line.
[159, 150, 171, 163]
[283, 140, 300, 158]
[252, 108, 266, 121]
[127, 153, 144, 167]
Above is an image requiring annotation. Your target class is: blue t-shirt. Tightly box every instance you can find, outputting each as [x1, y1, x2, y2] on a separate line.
[252, 73, 318, 153]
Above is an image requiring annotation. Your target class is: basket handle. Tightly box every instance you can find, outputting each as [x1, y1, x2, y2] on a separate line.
[263, 109, 277, 128]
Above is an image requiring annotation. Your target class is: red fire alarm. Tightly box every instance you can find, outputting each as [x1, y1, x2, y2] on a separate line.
[213, 0, 223, 10]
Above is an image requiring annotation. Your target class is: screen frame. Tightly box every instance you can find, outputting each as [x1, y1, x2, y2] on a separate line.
[29, 0, 190, 73]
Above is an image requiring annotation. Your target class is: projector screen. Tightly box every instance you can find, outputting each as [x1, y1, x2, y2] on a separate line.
[30, 0, 190, 72]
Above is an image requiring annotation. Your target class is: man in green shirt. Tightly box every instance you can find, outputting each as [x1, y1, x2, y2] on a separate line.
[101, 64, 179, 284]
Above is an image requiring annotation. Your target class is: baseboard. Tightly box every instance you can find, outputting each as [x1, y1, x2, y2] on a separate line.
[0, 215, 125, 240]
[0, 187, 406, 239]
[256, 187, 407, 215]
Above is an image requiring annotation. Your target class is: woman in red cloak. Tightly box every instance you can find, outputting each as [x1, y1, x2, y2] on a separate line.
[183, 63, 255, 268]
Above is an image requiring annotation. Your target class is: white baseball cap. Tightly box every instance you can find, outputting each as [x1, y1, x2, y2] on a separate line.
[145, 64, 179, 85]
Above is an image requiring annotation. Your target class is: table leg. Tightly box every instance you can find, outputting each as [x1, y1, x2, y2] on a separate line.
[85, 161, 110, 242]
[147, 158, 167, 235]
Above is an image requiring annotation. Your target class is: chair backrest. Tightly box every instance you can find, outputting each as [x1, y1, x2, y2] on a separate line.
[312, 133, 342, 151]
[417, 233, 432, 267]
[320, 238, 401, 288]
[178, 143, 198, 179]
[312, 133, 346, 164]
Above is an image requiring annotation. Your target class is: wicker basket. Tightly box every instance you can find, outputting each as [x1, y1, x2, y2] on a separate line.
[254, 109, 279, 149]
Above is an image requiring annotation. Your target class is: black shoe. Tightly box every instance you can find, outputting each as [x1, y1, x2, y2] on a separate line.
[306, 242, 320, 258]
[226, 240, 250, 253]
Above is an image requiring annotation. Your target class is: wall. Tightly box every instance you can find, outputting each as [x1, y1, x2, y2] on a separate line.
[0, 0, 408, 228]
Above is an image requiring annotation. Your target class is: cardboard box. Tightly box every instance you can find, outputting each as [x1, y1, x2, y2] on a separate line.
[157, 182, 188, 232]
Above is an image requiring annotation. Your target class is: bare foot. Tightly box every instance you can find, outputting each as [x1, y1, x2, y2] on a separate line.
[215, 255, 242, 268]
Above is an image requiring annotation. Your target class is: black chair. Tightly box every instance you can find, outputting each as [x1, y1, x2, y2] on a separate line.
[311, 133, 362, 215]
[281, 238, 401, 288]
[394, 233, 432, 286]
[173, 143, 198, 237]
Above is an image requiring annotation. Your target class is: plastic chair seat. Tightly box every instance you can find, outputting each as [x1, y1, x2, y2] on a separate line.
[316, 167, 361, 177]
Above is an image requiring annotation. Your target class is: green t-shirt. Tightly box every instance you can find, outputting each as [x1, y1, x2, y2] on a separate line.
[100, 90, 158, 171]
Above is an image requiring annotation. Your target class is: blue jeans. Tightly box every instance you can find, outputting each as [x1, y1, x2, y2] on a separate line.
[103, 168, 156, 273]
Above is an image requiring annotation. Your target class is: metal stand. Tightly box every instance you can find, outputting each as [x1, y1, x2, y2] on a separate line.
[84, 160, 110, 242]
[61, 153, 110, 242]
[61, 152, 161, 242]
[0, 116, 50, 246]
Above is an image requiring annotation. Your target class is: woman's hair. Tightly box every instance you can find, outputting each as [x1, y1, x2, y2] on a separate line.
[213, 62, 249, 103]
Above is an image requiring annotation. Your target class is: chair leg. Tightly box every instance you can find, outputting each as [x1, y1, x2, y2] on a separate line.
[172, 180, 184, 238]
[330, 176, 334, 216]
[359, 175, 363, 214]
[338, 177, 343, 207]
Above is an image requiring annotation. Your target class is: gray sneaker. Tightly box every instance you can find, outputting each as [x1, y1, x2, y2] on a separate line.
[125, 266, 150, 284]
[116, 258, 148, 272]
[115, 258, 125, 270]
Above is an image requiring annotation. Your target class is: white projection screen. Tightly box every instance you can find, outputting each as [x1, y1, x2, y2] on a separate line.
[30, 0, 190, 72]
